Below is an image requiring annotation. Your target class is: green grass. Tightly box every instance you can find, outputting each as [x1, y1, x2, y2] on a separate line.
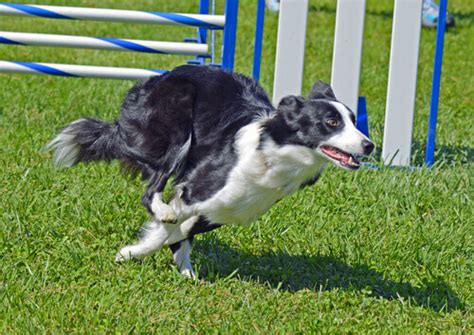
[0, 0, 473, 333]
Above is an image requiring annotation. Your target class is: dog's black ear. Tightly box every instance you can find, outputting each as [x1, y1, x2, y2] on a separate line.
[277, 95, 305, 113]
[277, 95, 305, 126]
[308, 80, 337, 100]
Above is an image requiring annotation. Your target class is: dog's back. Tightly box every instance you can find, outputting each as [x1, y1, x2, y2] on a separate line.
[118, 65, 274, 176]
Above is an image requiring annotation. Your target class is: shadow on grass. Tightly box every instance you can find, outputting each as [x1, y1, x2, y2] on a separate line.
[194, 238, 464, 312]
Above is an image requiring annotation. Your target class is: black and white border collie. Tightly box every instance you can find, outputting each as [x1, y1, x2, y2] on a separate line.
[47, 65, 374, 278]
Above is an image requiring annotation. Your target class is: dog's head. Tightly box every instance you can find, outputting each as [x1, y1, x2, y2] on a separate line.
[276, 81, 374, 170]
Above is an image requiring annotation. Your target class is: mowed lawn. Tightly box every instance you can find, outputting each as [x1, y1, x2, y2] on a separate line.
[0, 0, 472, 333]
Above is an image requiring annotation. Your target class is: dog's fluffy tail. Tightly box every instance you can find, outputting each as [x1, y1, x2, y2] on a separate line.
[46, 118, 125, 167]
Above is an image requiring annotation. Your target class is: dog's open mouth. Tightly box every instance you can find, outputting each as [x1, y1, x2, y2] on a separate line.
[320, 145, 360, 170]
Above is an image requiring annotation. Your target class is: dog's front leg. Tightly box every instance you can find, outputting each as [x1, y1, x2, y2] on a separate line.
[115, 221, 178, 261]
[115, 213, 196, 262]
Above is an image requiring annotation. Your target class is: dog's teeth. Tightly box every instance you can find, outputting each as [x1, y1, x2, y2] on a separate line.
[348, 156, 360, 167]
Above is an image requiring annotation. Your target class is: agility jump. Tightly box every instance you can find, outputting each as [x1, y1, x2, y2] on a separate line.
[0, 1, 242, 79]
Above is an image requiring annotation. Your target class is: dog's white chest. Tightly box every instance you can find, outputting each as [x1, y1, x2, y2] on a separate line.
[195, 122, 326, 225]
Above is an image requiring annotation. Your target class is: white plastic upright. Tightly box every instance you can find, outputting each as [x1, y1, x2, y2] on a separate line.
[331, 0, 366, 114]
[272, 0, 308, 106]
[382, 0, 422, 166]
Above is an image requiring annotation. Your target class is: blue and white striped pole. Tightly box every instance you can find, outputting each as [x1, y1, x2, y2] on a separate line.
[0, 31, 208, 56]
[425, 0, 447, 167]
[0, 3, 225, 29]
[0, 61, 167, 80]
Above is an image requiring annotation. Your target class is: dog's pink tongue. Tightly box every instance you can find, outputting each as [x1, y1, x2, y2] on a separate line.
[321, 145, 360, 168]
[328, 147, 348, 162]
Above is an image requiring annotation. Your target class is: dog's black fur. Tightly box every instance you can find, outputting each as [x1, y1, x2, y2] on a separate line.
[58, 65, 367, 201]
[68, 66, 274, 204]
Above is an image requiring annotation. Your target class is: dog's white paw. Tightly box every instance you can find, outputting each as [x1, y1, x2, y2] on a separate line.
[155, 206, 178, 224]
[150, 194, 178, 224]
[115, 246, 134, 262]
[180, 268, 196, 279]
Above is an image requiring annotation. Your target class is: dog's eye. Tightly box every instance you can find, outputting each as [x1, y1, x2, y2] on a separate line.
[325, 119, 340, 128]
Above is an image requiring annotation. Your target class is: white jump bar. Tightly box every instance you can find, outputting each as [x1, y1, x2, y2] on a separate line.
[0, 3, 225, 28]
[0, 31, 208, 56]
[0, 61, 166, 80]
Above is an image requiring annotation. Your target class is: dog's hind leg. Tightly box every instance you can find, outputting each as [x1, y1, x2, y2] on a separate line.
[150, 193, 177, 224]
[142, 171, 177, 224]
[126, 76, 195, 224]
[166, 216, 222, 278]
[169, 239, 195, 278]
[115, 221, 178, 261]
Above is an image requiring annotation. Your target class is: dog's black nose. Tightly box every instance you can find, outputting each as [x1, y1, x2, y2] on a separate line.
[362, 140, 374, 155]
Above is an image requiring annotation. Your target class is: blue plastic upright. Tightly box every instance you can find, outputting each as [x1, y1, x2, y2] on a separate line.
[188, 0, 209, 65]
[252, 0, 265, 80]
[198, 0, 209, 44]
[425, 0, 447, 167]
[221, 0, 238, 70]
[356, 96, 370, 138]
